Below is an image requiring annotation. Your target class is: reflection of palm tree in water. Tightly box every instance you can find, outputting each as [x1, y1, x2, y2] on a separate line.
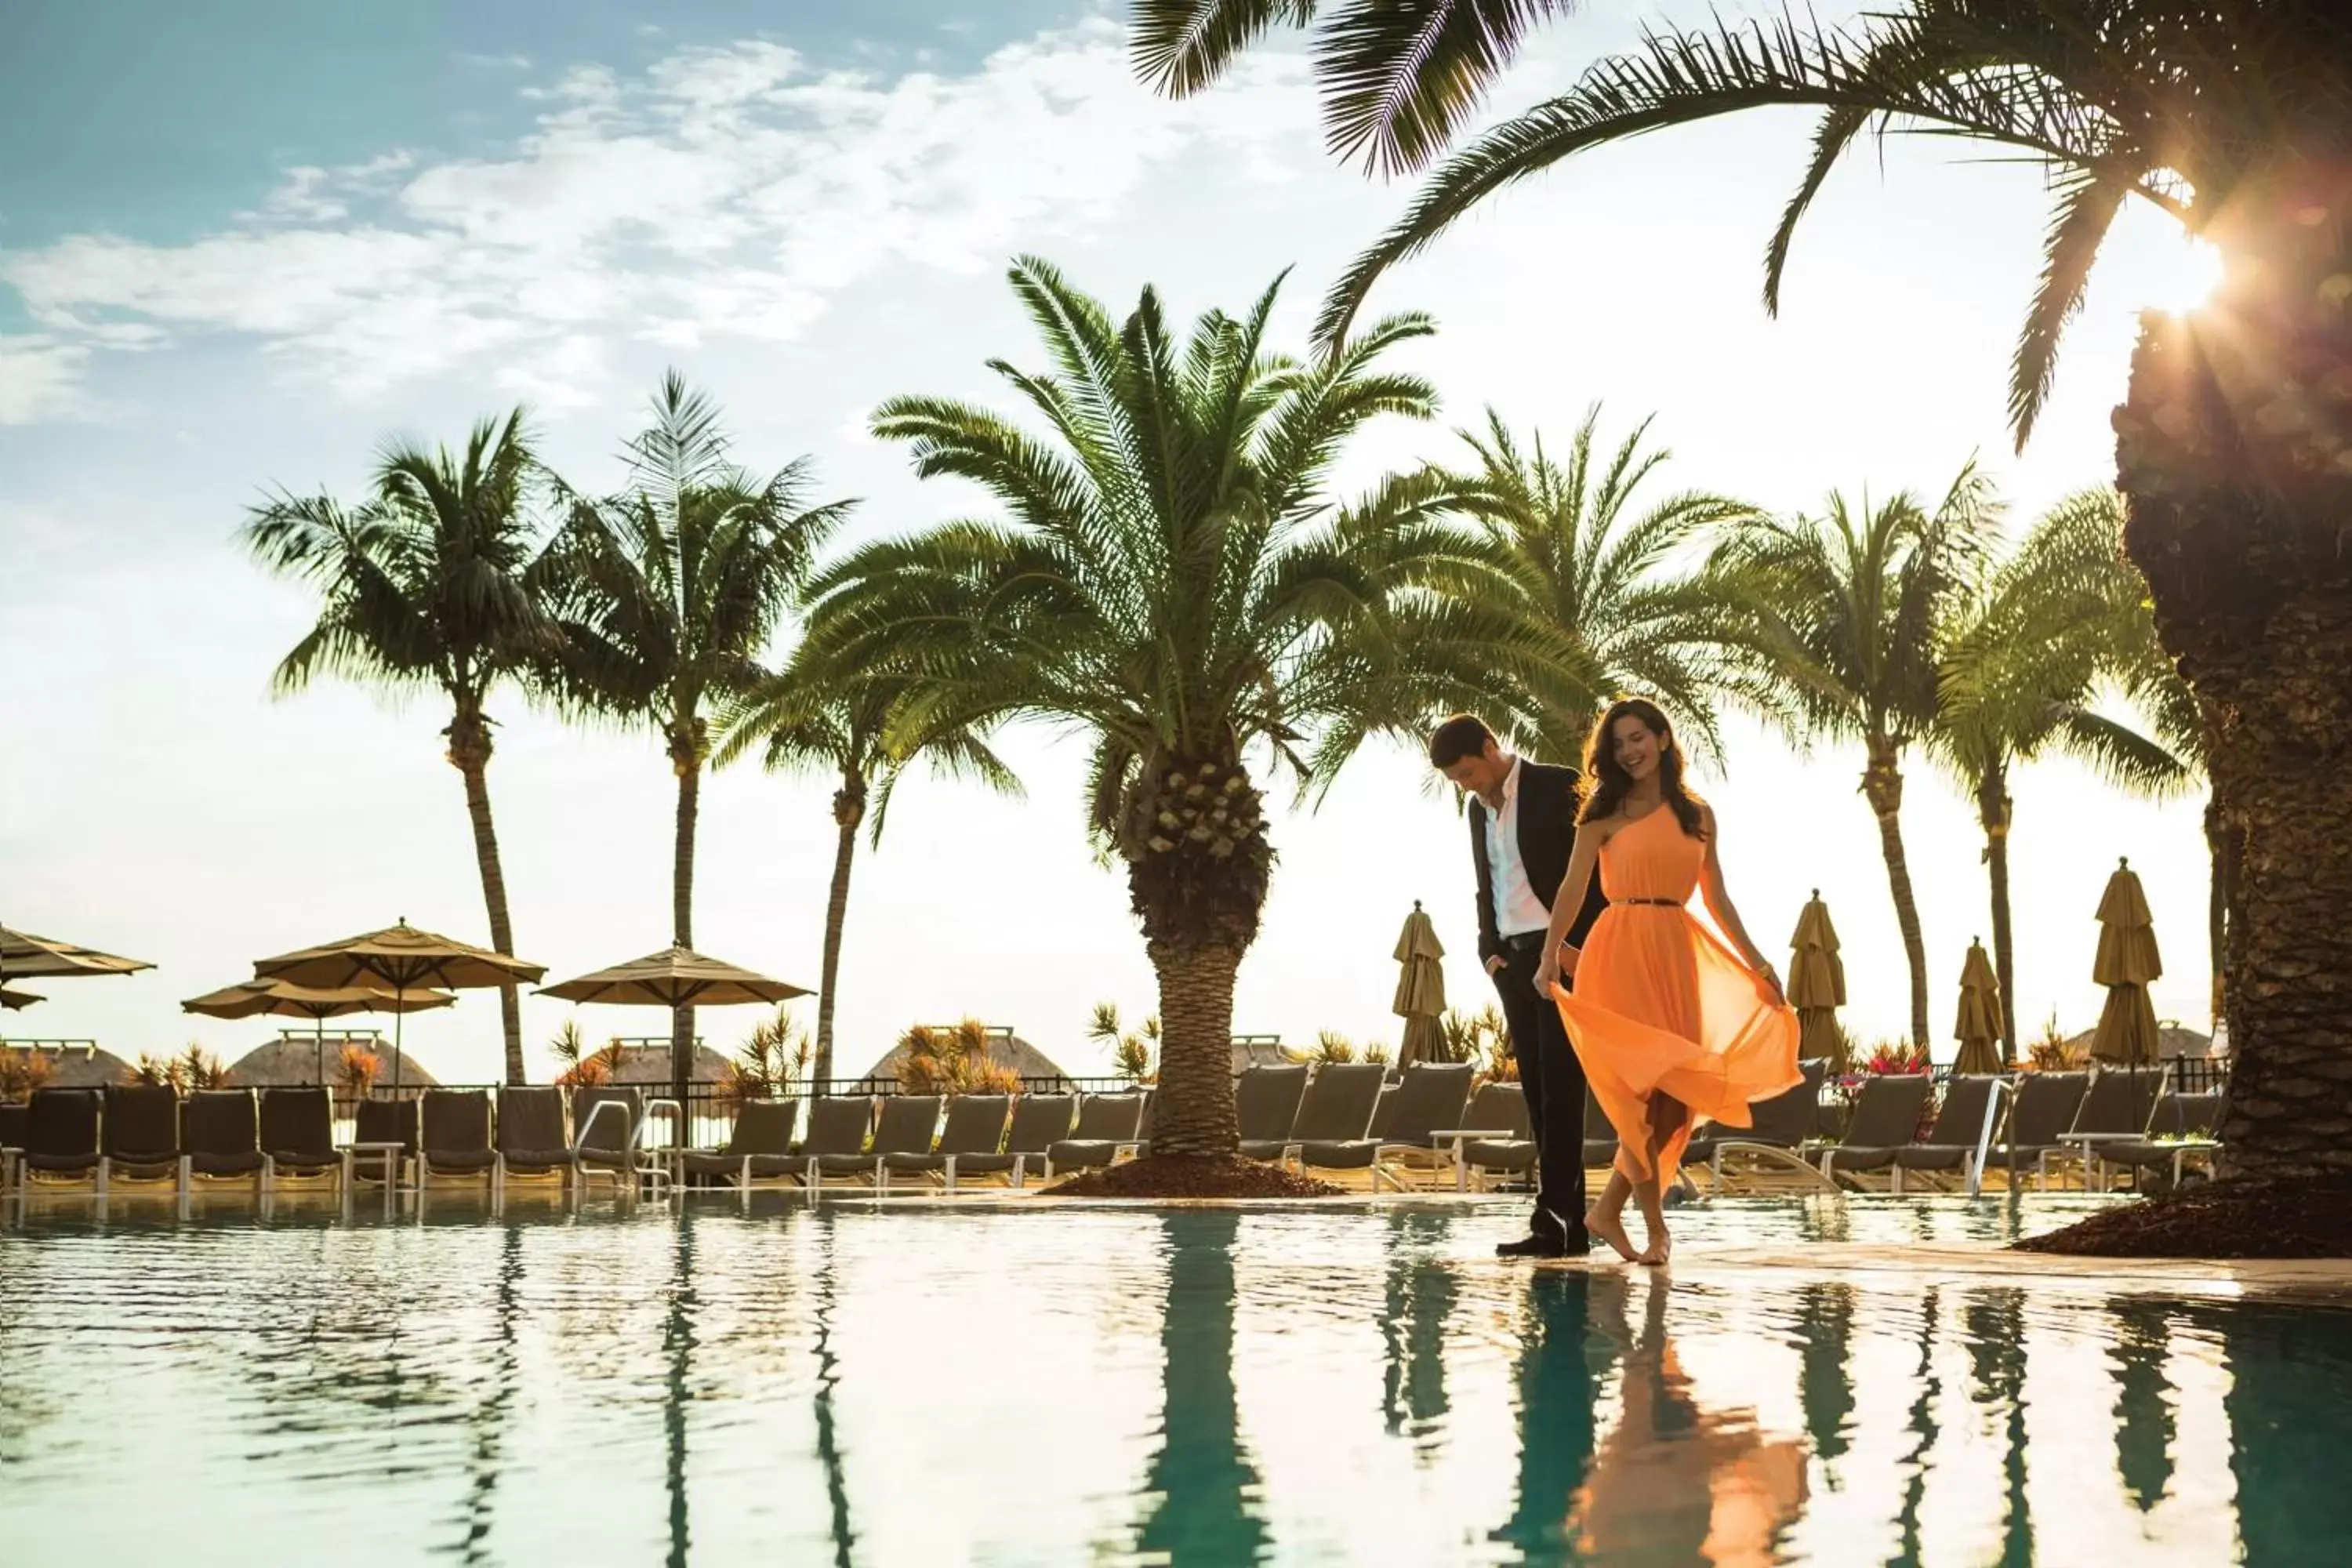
[1961, 1290, 2031, 1568]
[1137, 1211, 1270, 1565]
[663, 1217, 698, 1568]
[1567, 1273, 1809, 1566]
[1379, 1210, 1457, 1456]
[456, 1221, 524, 1563]
[2109, 1302, 2176, 1512]
[811, 1211, 856, 1568]
[1892, 1287, 1945, 1566]
[2206, 1298, 2351, 1568]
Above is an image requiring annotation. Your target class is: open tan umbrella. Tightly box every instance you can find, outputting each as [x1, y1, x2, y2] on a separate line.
[539, 946, 809, 1007]
[252, 920, 544, 1088]
[1, 927, 154, 981]
[1, 985, 42, 1011]
[1953, 938, 2005, 1074]
[184, 978, 457, 1086]
[1788, 891, 1849, 1071]
[1390, 902, 1446, 1069]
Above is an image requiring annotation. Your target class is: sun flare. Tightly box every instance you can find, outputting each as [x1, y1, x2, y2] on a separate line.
[2145, 235, 2226, 314]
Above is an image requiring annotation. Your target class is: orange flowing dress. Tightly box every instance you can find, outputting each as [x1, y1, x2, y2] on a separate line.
[1552, 806, 1801, 1186]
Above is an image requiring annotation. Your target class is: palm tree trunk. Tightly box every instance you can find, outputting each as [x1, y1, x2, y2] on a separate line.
[670, 753, 699, 1110]
[1145, 938, 1242, 1156]
[814, 770, 866, 1091]
[1976, 763, 2019, 1056]
[2118, 300, 2352, 1178]
[2203, 789, 2231, 1030]
[1864, 737, 1931, 1050]
[448, 703, 525, 1083]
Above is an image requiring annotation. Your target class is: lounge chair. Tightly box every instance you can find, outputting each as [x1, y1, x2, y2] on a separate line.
[1298, 1062, 1474, 1189]
[794, 1094, 877, 1185]
[1984, 1070, 2089, 1188]
[257, 1088, 346, 1190]
[880, 1094, 1011, 1192]
[350, 1098, 420, 1188]
[416, 1089, 498, 1192]
[103, 1084, 183, 1186]
[2088, 1087, 2222, 1190]
[1696, 1059, 1838, 1193]
[1045, 1092, 1152, 1178]
[2045, 1065, 2172, 1189]
[1832, 1075, 2003, 1192]
[1818, 1073, 1936, 1185]
[678, 1098, 801, 1196]
[1453, 1082, 1534, 1191]
[812, 1094, 938, 1189]
[1236, 1065, 1309, 1148]
[572, 1086, 645, 1192]
[181, 1090, 267, 1196]
[1238, 1065, 1383, 1167]
[494, 1086, 575, 1185]
[938, 1094, 1073, 1189]
[16, 1088, 103, 1192]
[1367, 1084, 1399, 1141]
[0, 1102, 27, 1196]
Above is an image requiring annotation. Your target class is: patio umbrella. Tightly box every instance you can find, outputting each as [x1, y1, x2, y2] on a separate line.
[540, 946, 808, 1110]
[1788, 891, 1849, 1071]
[1390, 902, 1446, 1069]
[2091, 857, 2164, 1132]
[1, 985, 42, 1011]
[1953, 938, 2005, 1075]
[183, 978, 457, 1086]
[0, 926, 154, 981]
[252, 920, 545, 1089]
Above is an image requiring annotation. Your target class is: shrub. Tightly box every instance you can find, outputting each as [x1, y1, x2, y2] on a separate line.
[1087, 1001, 1159, 1085]
[1312, 1030, 1356, 1065]
[1863, 1040, 1932, 1076]
[1361, 1041, 1392, 1067]
[722, 1006, 811, 1108]
[0, 1044, 53, 1102]
[337, 1044, 383, 1096]
[898, 1018, 1021, 1097]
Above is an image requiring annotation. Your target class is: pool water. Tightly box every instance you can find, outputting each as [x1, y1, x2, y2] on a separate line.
[4, 1194, 2350, 1566]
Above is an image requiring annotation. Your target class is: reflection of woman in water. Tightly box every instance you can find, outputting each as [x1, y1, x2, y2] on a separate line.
[1534, 699, 1800, 1265]
[1568, 1273, 1809, 1566]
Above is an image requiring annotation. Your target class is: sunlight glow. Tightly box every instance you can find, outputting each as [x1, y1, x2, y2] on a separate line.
[2145, 235, 2226, 314]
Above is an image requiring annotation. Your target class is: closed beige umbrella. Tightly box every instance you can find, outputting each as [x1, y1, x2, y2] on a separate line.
[1390, 902, 1446, 1069]
[183, 978, 457, 1087]
[1953, 939, 2005, 1074]
[1788, 890, 1849, 1071]
[252, 920, 544, 1088]
[1, 985, 42, 1011]
[1, 927, 154, 980]
[2090, 858, 2163, 1067]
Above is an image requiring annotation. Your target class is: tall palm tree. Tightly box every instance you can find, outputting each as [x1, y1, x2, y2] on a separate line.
[799, 258, 1573, 1167]
[713, 663, 1020, 1087]
[544, 374, 855, 1105]
[1711, 466, 2000, 1049]
[244, 412, 555, 1083]
[1431, 405, 1756, 761]
[1132, 1, 1581, 176]
[1152, 1, 2352, 1175]
[1933, 488, 2190, 1054]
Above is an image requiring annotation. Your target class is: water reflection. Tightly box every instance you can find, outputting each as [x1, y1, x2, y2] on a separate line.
[5, 1199, 2352, 1566]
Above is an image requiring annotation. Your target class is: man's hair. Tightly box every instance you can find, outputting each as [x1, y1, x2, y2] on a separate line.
[1427, 713, 1495, 769]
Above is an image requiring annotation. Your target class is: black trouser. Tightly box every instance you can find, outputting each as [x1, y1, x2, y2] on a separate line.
[1494, 931, 1586, 1238]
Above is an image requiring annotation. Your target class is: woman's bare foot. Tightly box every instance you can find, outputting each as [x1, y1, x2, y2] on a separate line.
[1636, 1229, 1674, 1269]
[1586, 1209, 1639, 1263]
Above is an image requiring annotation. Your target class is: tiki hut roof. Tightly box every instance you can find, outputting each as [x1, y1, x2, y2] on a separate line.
[856, 1025, 1070, 1086]
[224, 1034, 441, 1088]
[13, 1041, 137, 1087]
[2061, 1023, 2213, 1062]
[587, 1041, 733, 1085]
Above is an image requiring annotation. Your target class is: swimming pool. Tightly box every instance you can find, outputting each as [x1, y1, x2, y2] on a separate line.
[3, 1195, 2347, 1565]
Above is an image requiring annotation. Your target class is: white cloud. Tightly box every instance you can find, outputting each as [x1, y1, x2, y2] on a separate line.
[0, 334, 93, 423]
[0, 20, 1305, 411]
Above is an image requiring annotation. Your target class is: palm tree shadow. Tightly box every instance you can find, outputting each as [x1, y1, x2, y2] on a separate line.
[2110, 1301, 2177, 1512]
[1380, 1208, 1457, 1457]
[1136, 1210, 1271, 1565]
[455, 1221, 524, 1563]
[811, 1210, 857, 1568]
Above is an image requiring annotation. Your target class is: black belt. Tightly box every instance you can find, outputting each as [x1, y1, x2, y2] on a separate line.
[1498, 931, 1553, 951]
[1618, 898, 1680, 906]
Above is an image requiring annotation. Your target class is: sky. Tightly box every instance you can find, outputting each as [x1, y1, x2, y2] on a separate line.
[0, 2, 2223, 1084]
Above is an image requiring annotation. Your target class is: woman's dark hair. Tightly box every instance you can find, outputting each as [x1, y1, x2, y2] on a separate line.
[1578, 697, 1705, 837]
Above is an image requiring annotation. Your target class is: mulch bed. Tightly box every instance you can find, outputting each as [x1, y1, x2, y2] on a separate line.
[1042, 1154, 1343, 1200]
[2014, 1175, 2352, 1259]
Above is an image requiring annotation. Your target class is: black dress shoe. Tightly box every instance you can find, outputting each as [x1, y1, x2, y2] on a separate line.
[1497, 1230, 1573, 1258]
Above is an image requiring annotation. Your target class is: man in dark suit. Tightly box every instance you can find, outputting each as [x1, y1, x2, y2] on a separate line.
[1431, 714, 1608, 1257]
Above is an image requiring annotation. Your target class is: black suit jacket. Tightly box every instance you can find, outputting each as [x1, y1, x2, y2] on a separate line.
[1468, 758, 1610, 963]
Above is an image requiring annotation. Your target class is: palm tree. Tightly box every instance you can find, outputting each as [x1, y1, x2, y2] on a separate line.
[543, 374, 855, 1105]
[1150, 1, 2352, 1175]
[1132, 1, 1581, 176]
[1933, 488, 2191, 1054]
[1710, 466, 2000, 1049]
[244, 412, 556, 1083]
[799, 258, 1570, 1167]
[1430, 405, 1756, 761]
[713, 666, 1018, 1087]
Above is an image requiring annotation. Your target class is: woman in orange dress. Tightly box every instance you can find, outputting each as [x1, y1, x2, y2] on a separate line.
[1532, 698, 1800, 1265]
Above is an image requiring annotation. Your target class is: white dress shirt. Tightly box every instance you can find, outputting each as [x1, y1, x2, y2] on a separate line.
[1483, 758, 1551, 938]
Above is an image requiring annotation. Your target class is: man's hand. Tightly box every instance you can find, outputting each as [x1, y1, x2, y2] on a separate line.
[1485, 954, 1508, 978]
